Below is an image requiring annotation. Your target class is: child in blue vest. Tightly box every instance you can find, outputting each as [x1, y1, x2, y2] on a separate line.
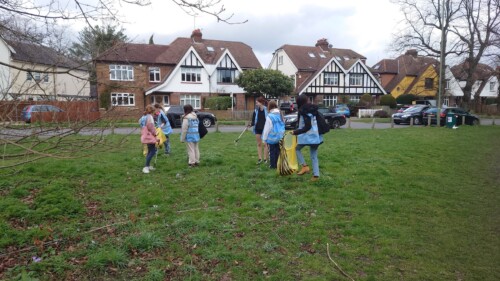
[180, 104, 200, 167]
[262, 100, 285, 169]
[154, 104, 173, 155]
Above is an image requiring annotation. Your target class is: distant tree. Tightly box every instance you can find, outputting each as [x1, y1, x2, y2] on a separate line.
[236, 69, 294, 99]
[359, 93, 373, 107]
[396, 93, 417, 105]
[69, 25, 128, 84]
[392, 0, 500, 110]
[380, 94, 398, 108]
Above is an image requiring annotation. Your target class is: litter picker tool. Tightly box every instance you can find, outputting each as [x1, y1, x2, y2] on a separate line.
[234, 126, 249, 145]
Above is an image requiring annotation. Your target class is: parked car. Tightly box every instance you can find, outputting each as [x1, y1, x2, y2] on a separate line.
[283, 107, 346, 130]
[279, 102, 297, 114]
[333, 104, 350, 117]
[422, 107, 480, 126]
[392, 105, 430, 125]
[21, 104, 64, 123]
[396, 104, 412, 113]
[165, 105, 217, 128]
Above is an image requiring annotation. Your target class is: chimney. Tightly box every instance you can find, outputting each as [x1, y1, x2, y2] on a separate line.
[191, 29, 202, 43]
[315, 38, 330, 51]
[405, 49, 418, 57]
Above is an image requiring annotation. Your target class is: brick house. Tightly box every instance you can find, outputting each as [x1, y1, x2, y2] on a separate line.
[268, 38, 386, 107]
[95, 29, 261, 117]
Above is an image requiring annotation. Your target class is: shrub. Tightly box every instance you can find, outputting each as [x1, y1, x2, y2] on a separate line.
[204, 96, 232, 110]
[396, 94, 417, 105]
[373, 110, 389, 118]
[359, 93, 372, 107]
[380, 94, 397, 108]
[99, 91, 110, 110]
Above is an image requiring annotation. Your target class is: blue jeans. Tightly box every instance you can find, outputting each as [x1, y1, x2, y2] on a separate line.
[145, 143, 157, 167]
[164, 136, 171, 154]
[296, 144, 319, 177]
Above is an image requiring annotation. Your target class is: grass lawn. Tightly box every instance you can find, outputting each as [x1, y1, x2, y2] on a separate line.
[0, 126, 499, 280]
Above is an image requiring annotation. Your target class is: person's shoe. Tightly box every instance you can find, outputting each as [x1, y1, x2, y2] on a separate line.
[148, 166, 155, 171]
[264, 159, 268, 164]
[297, 165, 310, 175]
[188, 164, 195, 168]
[194, 162, 199, 166]
[256, 159, 263, 165]
[310, 176, 319, 182]
[142, 167, 150, 174]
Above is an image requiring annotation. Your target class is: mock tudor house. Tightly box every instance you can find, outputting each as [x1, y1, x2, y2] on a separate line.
[372, 50, 464, 106]
[451, 62, 499, 102]
[268, 38, 386, 107]
[0, 36, 90, 101]
[95, 29, 261, 115]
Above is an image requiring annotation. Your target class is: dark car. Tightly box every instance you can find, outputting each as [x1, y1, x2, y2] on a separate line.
[21, 104, 64, 123]
[165, 105, 217, 128]
[391, 105, 430, 125]
[279, 102, 297, 114]
[422, 107, 480, 126]
[283, 107, 346, 130]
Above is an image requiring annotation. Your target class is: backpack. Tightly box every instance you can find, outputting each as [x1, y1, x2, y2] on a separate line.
[315, 112, 330, 135]
[198, 120, 208, 139]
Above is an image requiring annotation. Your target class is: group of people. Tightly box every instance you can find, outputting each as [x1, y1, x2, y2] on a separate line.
[249, 94, 323, 181]
[139, 94, 323, 181]
[139, 104, 200, 174]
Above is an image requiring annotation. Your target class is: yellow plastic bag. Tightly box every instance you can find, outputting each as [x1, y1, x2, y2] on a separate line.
[156, 127, 167, 148]
[277, 133, 298, 175]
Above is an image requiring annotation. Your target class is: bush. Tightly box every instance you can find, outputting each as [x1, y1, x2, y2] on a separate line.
[359, 93, 372, 107]
[373, 110, 389, 118]
[380, 94, 397, 108]
[99, 92, 111, 110]
[396, 94, 417, 105]
[204, 96, 232, 110]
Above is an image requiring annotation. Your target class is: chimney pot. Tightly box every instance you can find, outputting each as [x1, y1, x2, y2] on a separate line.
[315, 38, 330, 51]
[191, 29, 203, 43]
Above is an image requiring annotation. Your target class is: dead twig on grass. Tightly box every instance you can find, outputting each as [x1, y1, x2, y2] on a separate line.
[327, 243, 355, 281]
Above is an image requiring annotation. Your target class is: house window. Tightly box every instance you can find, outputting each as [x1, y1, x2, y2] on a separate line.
[323, 95, 337, 107]
[308, 52, 316, 58]
[445, 79, 450, 89]
[163, 95, 170, 105]
[278, 56, 283, 65]
[350, 95, 361, 103]
[443, 97, 449, 106]
[490, 82, 496, 91]
[181, 67, 201, 82]
[149, 67, 161, 82]
[110, 65, 134, 81]
[324, 73, 339, 85]
[111, 93, 135, 106]
[349, 74, 363, 86]
[425, 78, 434, 89]
[180, 94, 201, 109]
[217, 69, 237, 83]
[26, 71, 49, 82]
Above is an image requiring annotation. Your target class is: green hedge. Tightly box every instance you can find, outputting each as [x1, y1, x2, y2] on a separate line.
[204, 96, 232, 110]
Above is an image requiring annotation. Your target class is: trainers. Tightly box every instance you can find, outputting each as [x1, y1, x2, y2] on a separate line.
[310, 176, 319, 182]
[297, 165, 310, 175]
[148, 166, 155, 171]
[256, 159, 263, 165]
[142, 167, 150, 174]
[264, 159, 268, 164]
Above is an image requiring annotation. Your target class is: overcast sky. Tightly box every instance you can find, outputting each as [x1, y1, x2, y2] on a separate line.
[113, 0, 404, 67]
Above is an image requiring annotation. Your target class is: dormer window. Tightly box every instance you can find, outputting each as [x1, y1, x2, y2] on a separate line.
[207, 46, 214, 52]
[319, 53, 326, 58]
[308, 52, 316, 58]
[490, 82, 496, 91]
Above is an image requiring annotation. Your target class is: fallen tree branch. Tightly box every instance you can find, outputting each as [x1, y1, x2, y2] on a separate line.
[327, 243, 355, 281]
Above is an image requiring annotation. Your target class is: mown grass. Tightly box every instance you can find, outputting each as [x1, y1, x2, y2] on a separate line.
[0, 126, 499, 280]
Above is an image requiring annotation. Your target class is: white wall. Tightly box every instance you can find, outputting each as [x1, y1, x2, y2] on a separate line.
[0, 39, 11, 100]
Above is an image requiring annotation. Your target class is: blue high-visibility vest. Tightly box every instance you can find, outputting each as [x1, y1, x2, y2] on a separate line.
[186, 118, 200, 143]
[266, 112, 285, 144]
[157, 111, 173, 135]
[253, 106, 268, 134]
[297, 113, 323, 145]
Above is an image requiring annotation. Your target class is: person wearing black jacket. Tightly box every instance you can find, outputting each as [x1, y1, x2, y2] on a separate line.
[291, 95, 323, 181]
[248, 96, 268, 164]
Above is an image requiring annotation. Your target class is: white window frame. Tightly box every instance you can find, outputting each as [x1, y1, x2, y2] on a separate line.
[490, 82, 496, 91]
[324, 73, 339, 86]
[180, 94, 201, 109]
[349, 74, 363, 86]
[278, 56, 283, 65]
[350, 95, 360, 103]
[149, 67, 161, 82]
[110, 65, 134, 81]
[27, 71, 49, 82]
[443, 97, 449, 106]
[111, 93, 135, 106]
[181, 67, 201, 82]
[445, 79, 450, 89]
[163, 95, 170, 105]
[323, 95, 337, 107]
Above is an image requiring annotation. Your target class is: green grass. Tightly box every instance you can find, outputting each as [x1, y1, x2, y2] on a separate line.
[0, 127, 499, 280]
